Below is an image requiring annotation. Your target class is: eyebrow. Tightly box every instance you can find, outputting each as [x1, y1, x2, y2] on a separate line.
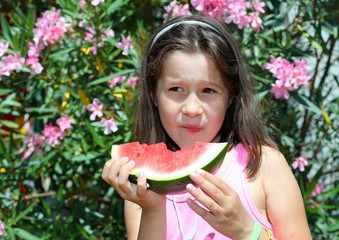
[162, 78, 224, 90]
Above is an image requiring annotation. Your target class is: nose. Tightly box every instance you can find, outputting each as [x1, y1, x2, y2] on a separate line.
[182, 93, 203, 117]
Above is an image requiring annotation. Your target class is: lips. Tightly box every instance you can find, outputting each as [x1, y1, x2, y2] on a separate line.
[182, 125, 203, 133]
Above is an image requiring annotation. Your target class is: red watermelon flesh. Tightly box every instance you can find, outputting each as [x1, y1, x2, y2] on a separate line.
[111, 142, 228, 194]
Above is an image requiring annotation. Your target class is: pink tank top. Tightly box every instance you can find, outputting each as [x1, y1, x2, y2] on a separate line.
[166, 143, 274, 239]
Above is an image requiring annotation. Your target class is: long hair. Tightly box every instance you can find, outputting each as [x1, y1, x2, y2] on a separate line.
[134, 15, 276, 178]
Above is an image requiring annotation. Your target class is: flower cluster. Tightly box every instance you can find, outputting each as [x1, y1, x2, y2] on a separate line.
[163, 0, 192, 20]
[191, 0, 265, 31]
[82, 26, 115, 55]
[116, 35, 134, 56]
[0, 40, 25, 80]
[86, 98, 118, 135]
[292, 155, 309, 172]
[108, 75, 138, 88]
[265, 55, 312, 99]
[0, 9, 70, 79]
[292, 155, 324, 198]
[18, 115, 73, 160]
[27, 9, 71, 75]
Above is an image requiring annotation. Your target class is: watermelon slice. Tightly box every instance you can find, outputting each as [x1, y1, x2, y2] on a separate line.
[111, 142, 228, 194]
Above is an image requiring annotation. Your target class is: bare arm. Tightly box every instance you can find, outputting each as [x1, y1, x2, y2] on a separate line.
[261, 147, 312, 239]
[102, 158, 166, 240]
[124, 200, 141, 240]
[124, 199, 166, 240]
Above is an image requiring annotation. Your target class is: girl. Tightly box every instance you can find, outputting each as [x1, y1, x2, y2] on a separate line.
[102, 15, 312, 239]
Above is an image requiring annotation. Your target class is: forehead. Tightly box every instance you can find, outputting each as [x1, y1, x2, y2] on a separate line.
[159, 51, 224, 85]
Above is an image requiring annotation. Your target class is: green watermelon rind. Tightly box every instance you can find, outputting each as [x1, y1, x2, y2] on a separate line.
[111, 142, 228, 194]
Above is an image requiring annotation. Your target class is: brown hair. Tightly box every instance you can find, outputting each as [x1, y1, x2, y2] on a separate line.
[134, 15, 276, 178]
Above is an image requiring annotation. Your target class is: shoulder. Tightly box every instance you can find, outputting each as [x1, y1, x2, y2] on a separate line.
[259, 146, 297, 199]
[258, 146, 312, 239]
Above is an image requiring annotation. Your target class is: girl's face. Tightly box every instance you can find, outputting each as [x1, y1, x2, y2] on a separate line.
[155, 51, 230, 148]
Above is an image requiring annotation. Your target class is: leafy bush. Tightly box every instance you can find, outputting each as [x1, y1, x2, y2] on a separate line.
[0, 0, 338, 239]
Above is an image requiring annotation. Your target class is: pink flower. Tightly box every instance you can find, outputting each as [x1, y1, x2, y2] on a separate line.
[56, 115, 73, 132]
[270, 80, 290, 100]
[0, 220, 5, 236]
[108, 75, 126, 88]
[191, 0, 265, 31]
[26, 56, 43, 75]
[116, 35, 134, 56]
[27, 42, 44, 57]
[0, 52, 25, 76]
[33, 9, 70, 46]
[310, 182, 324, 198]
[249, 12, 263, 32]
[265, 55, 312, 99]
[126, 76, 138, 88]
[292, 155, 308, 172]
[19, 135, 45, 160]
[163, 1, 192, 20]
[80, 0, 86, 7]
[100, 29, 115, 42]
[42, 124, 64, 147]
[101, 118, 118, 134]
[252, 0, 265, 13]
[92, 0, 105, 6]
[191, 0, 226, 20]
[87, 98, 104, 121]
[84, 27, 95, 42]
[0, 40, 9, 57]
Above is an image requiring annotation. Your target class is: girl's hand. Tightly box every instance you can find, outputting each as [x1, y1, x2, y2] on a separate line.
[102, 157, 165, 212]
[186, 169, 254, 240]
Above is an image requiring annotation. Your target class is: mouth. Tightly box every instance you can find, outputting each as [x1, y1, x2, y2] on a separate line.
[182, 125, 203, 134]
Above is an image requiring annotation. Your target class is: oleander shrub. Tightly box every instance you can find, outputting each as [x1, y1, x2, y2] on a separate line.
[0, 0, 338, 239]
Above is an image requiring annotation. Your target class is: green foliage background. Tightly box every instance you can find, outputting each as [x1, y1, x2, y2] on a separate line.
[0, 0, 338, 239]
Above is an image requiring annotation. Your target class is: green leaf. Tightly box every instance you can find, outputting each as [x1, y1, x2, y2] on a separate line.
[0, 89, 13, 96]
[290, 92, 322, 115]
[85, 120, 105, 147]
[88, 69, 134, 86]
[103, 0, 129, 17]
[0, 93, 21, 108]
[0, 13, 13, 47]
[311, 40, 323, 52]
[50, 47, 74, 61]
[12, 203, 36, 224]
[13, 228, 41, 240]
[304, 167, 323, 199]
[71, 152, 102, 162]
[0, 120, 19, 129]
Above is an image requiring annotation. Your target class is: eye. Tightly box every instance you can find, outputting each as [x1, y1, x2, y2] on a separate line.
[169, 87, 183, 92]
[202, 88, 217, 94]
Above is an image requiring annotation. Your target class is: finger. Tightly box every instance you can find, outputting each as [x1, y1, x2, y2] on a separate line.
[102, 158, 119, 180]
[186, 183, 221, 214]
[193, 170, 235, 196]
[104, 157, 129, 185]
[189, 171, 225, 205]
[136, 172, 148, 198]
[102, 159, 113, 180]
[117, 160, 135, 194]
[186, 197, 213, 218]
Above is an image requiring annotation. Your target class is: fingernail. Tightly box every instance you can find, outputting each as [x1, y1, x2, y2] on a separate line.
[128, 160, 135, 166]
[190, 171, 198, 179]
[186, 183, 194, 191]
